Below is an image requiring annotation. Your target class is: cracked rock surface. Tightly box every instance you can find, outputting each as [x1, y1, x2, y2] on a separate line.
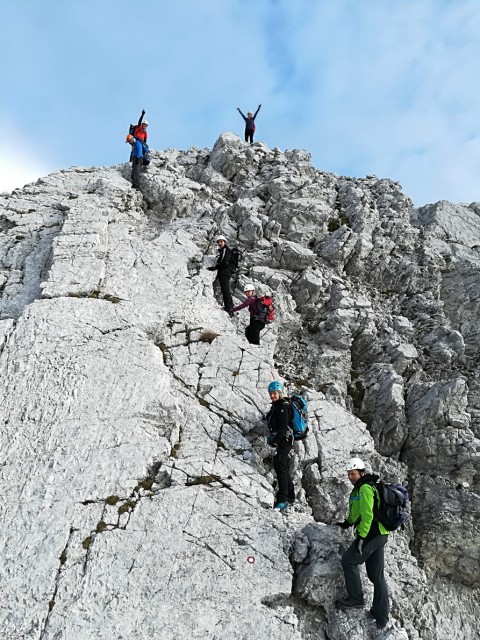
[0, 134, 479, 639]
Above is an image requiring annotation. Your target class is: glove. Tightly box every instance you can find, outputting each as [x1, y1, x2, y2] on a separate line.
[336, 520, 351, 530]
[141, 109, 146, 116]
[355, 537, 364, 555]
[207, 266, 216, 271]
[266, 434, 276, 445]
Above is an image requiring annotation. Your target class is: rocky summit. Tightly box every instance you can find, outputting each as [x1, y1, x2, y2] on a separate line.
[1, 132, 479, 640]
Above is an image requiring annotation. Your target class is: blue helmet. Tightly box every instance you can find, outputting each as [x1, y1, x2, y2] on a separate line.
[268, 380, 283, 393]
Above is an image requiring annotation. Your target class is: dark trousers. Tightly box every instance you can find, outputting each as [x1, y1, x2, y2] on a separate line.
[245, 319, 265, 345]
[216, 269, 233, 310]
[131, 157, 142, 188]
[273, 439, 294, 504]
[341, 535, 389, 626]
[245, 129, 254, 144]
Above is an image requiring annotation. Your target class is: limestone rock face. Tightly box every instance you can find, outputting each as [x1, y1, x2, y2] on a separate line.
[0, 134, 479, 639]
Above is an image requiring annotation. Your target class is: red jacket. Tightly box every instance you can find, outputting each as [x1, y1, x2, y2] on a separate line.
[134, 125, 148, 142]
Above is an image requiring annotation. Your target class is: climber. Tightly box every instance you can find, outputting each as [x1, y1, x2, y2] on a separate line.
[133, 109, 148, 143]
[237, 105, 261, 144]
[336, 458, 390, 630]
[229, 283, 265, 345]
[207, 235, 234, 311]
[265, 380, 295, 512]
[126, 134, 144, 190]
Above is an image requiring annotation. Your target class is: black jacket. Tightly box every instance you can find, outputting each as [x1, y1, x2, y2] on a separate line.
[266, 398, 292, 446]
[215, 245, 233, 272]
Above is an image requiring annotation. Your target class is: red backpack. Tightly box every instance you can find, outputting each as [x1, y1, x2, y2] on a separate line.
[255, 296, 274, 323]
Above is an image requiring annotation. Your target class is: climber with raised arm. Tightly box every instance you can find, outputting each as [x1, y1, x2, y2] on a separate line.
[237, 104, 261, 143]
[229, 283, 265, 345]
[133, 109, 149, 143]
[336, 458, 390, 630]
[265, 380, 295, 512]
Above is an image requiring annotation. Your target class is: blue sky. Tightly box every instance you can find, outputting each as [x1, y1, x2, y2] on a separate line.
[1, 0, 480, 206]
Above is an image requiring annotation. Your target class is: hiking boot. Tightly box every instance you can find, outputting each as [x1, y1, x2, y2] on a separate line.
[336, 597, 365, 609]
[273, 502, 289, 512]
[367, 609, 388, 629]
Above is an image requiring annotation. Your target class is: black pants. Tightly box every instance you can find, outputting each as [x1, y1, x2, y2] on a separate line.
[273, 438, 294, 504]
[216, 269, 233, 310]
[245, 129, 254, 144]
[341, 535, 389, 626]
[245, 319, 265, 345]
[131, 157, 142, 188]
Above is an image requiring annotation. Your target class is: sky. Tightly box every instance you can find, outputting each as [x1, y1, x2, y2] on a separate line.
[1, 0, 480, 206]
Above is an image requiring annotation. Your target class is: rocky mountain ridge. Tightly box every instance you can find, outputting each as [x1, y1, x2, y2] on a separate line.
[0, 132, 479, 639]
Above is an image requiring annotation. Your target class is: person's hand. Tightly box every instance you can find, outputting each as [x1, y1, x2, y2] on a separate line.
[207, 266, 215, 271]
[267, 446, 277, 457]
[355, 537, 364, 555]
[142, 109, 146, 116]
[336, 520, 351, 530]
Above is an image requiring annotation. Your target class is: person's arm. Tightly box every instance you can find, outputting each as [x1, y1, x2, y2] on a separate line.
[237, 108, 247, 121]
[271, 401, 290, 446]
[137, 109, 146, 128]
[356, 484, 375, 538]
[253, 104, 261, 120]
[230, 299, 250, 313]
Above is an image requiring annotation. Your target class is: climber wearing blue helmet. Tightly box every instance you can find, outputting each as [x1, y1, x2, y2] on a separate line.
[265, 380, 295, 512]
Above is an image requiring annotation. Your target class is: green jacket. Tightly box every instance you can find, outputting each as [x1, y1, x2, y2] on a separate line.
[347, 474, 389, 538]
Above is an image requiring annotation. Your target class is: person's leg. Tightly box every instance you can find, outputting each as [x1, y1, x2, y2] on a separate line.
[244, 130, 249, 142]
[341, 542, 366, 605]
[131, 157, 142, 188]
[365, 537, 389, 627]
[287, 456, 295, 503]
[273, 440, 292, 504]
[248, 131, 254, 143]
[218, 269, 233, 310]
[246, 319, 264, 345]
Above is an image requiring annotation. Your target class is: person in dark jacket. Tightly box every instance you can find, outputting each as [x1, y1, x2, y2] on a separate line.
[208, 235, 233, 311]
[237, 105, 261, 143]
[336, 458, 390, 630]
[265, 380, 295, 511]
[127, 135, 144, 190]
[229, 283, 265, 345]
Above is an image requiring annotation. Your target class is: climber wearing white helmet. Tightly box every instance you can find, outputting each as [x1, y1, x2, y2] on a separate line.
[336, 457, 390, 630]
[133, 109, 148, 143]
[229, 282, 265, 345]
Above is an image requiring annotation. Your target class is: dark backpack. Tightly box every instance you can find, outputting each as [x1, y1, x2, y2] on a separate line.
[288, 393, 309, 440]
[372, 481, 409, 531]
[228, 247, 243, 272]
[254, 296, 275, 324]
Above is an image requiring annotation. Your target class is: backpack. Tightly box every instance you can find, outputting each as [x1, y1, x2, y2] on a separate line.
[288, 393, 309, 440]
[228, 247, 243, 272]
[372, 481, 409, 531]
[254, 296, 275, 324]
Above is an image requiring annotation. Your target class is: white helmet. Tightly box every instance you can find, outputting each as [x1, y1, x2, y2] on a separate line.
[346, 457, 365, 471]
[244, 283, 255, 292]
[143, 120, 149, 126]
[216, 235, 227, 242]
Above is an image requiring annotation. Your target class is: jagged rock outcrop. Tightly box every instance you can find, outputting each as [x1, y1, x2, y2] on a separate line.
[0, 133, 479, 639]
